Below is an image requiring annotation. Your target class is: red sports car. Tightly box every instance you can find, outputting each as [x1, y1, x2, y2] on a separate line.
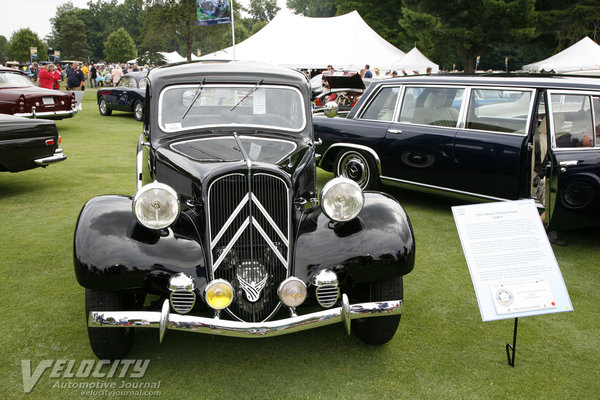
[0, 67, 77, 120]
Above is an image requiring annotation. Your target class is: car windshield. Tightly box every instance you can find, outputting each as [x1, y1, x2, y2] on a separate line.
[158, 84, 306, 133]
[0, 71, 35, 88]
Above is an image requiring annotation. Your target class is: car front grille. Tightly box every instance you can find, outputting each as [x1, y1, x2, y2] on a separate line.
[208, 172, 290, 322]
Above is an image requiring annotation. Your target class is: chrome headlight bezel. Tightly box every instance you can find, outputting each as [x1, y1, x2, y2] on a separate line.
[132, 181, 180, 230]
[319, 177, 364, 222]
[205, 279, 234, 310]
[278, 277, 307, 308]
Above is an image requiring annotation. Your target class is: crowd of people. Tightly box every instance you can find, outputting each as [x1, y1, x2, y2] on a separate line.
[2, 60, 156, 91]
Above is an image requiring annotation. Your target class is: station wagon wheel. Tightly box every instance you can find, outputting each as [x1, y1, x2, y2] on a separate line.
[133, 100, 143, 121]
[351, 276, 403, 345]
[98, 96, 112, 116]
[85, 288, 134, 359]
[335, 149, 379, 190]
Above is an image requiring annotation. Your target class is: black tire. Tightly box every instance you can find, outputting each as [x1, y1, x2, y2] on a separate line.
[334, 149, 380, 190]
[85, 289, 134, 360]
[98, 97, 112, 116]
[352, 276, 403, 345]
[133, 100, 143, 121]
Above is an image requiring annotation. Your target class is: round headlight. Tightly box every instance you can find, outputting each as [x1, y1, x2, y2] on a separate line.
[320, 177, 364, 222]
[133, 182, 180, 230]
[205, 279, 234, 310]
[278, 277, 307, 308]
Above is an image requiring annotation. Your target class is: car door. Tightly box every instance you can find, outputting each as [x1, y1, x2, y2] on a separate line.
[112, 76, 133, 111]
[380, 85, 464, 189]
[545, 91, 600, 230]
[452, 87, 535, 200]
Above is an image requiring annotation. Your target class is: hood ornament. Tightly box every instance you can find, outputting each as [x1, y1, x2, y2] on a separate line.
[237, 273, 269, 303]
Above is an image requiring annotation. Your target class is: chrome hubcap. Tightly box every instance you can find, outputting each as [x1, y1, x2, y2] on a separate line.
[338, 152, 369, 189]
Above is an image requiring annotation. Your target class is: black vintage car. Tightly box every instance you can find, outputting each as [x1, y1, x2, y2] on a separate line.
[315, 74, 600, 231]
[74, 62, 415, 359]
[97, 71, 147, 121]
[0, 113, 66, 172]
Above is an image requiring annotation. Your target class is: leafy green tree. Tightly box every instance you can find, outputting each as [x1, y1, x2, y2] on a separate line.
[400, 0, 537, 72]
[56, 13, 89, 61]
[8, 29, 48, 63]
[104, 27, 137, 62]
[248, 0, 280, 21]
[0, 35, 8, 64]
[286, 0, 336, 17]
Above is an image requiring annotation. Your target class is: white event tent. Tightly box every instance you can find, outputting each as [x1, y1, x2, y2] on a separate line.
[199, 10, 406, 71]
[391, 47, 439, 75]
[522, 36, 600, 74]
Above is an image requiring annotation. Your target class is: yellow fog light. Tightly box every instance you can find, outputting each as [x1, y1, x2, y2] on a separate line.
[278, 277, 307, 308]
[205, 279, 234, 310]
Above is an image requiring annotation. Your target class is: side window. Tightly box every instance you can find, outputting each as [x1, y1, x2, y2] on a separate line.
[552, 94, 594, 148]
[359, 86, 399, 121]
[466, 89, 531, 134]
[399, 86, 464, 127]
[593, 96, 600, 147]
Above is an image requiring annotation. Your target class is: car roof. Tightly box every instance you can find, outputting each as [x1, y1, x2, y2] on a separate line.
[375, 74, 600, 91]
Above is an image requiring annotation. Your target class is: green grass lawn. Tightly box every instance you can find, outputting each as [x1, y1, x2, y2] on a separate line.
[1, 90, 599, 399]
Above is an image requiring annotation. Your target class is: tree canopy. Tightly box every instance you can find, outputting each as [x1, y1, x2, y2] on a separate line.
[104, 27, 137, 62]
[8, 29, 47, 63]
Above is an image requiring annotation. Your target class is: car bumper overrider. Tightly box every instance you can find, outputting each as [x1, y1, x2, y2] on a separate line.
[35, 148, 66, 166]
[88, 294, 403, 342]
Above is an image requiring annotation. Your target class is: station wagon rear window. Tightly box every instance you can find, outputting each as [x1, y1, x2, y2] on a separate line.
[158, 84, 306, 133]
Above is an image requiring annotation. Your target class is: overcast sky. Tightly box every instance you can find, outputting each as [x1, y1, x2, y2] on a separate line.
[2, 0, 289, 40]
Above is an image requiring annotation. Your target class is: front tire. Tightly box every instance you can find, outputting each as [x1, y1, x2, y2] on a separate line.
[133, 100, 143, 121]
[98, 97, 112, 116]
[352, 276, 403, 345]
[335, 149, 380, 190]
[85, 289, 134, 359]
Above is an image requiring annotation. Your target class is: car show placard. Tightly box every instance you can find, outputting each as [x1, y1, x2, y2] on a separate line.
[452, 199, 573, 322]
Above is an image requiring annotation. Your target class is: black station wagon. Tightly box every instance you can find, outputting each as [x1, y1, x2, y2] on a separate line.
[314, 75, 600, 231]
[74, 62, 415, 359]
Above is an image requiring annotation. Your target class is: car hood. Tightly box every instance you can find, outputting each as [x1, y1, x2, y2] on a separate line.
[153, 134, 313, 197]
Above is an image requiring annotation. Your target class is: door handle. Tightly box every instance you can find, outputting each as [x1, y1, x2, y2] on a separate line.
[559, 160, 578, 172]
[387, 129, 403, 134]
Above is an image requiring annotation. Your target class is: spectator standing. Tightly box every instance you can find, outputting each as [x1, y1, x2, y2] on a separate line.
[38, 63, 61, 89]
[112, 65, 123, 86]
[363, 64, 373, 79]
[81, 63, 88, 82]
[90, 65, 97, 88]
[66, 62, 85, 90]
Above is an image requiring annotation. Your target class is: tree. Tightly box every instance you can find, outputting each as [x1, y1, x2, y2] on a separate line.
[248, 0, 280, 21]
[400, 0, 537, 72]
[0, 35, 8, 64]
[8, 29, 48, 63]
[104, 27, 137, 62]
[57, 13, 89, 61]
[286, 0, 336, 17]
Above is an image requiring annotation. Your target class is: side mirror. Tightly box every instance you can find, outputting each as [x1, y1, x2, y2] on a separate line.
[324, 101, 338, 118]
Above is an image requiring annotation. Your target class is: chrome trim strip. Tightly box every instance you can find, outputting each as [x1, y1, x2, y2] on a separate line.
[251, 195, 288, 246]
[210, 192, 251, 250]
[212, 217, 250, 271]
[14, 109, 76, 118]
[380, 175, 509, 202]
[88, 297, 403, 339]
[252, 218, 287, 266]
[34, 151, 67, 166]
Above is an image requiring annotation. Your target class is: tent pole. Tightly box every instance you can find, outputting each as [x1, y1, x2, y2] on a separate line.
[231, 1, 236, 61]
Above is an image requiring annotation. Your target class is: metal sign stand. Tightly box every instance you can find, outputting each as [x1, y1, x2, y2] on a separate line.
[505, 318, 518, 367]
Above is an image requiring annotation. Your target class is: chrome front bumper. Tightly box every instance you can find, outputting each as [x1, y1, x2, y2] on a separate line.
[88, 294, 403, 342]
[35, 148, 66, 166]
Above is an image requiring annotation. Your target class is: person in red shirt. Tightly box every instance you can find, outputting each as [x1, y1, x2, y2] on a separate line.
[38, 63, 61, 90]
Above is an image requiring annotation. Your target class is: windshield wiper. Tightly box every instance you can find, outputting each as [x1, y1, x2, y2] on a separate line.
[229, 80, 263, 112]
[180, 78, 206, 120]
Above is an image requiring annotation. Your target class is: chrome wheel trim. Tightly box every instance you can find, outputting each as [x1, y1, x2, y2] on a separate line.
[337, 151, 370, 189]
[99, 98, 107, 114]
[134, 102, 143, 120]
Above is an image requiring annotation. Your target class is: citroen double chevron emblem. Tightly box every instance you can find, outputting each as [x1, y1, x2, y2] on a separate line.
[238, 273, 269, 302]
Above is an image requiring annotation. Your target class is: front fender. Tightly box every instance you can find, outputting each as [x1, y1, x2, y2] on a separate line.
[73, 195, 207, 292]
[294, 192, 415, 285]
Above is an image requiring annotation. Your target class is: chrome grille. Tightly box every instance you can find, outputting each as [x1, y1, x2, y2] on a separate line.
[170, 290, 196, 314]
[208, 172, 290, 322]
[316, 284, 340, 308]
